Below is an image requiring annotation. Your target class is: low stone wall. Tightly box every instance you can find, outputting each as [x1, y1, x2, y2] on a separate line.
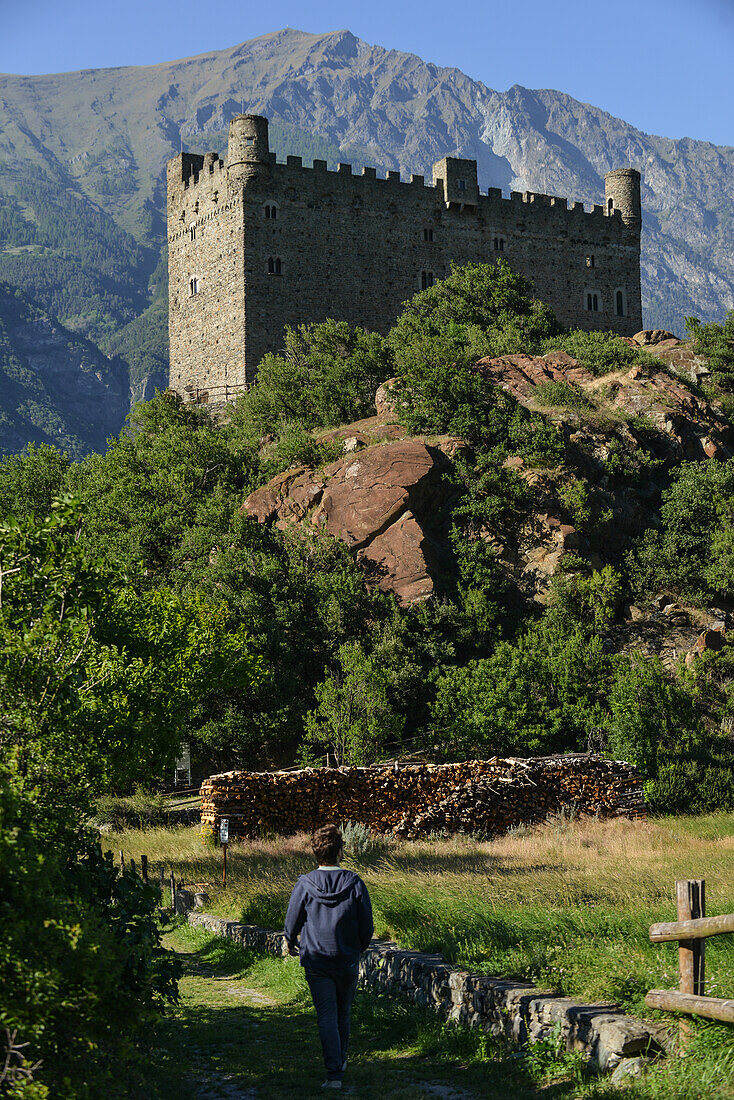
[186, 911, 664, 1076]
[200, 755, 645, 840]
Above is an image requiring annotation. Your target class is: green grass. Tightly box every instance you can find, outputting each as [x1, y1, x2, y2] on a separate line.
[147, 921, 577, 1099]
[112, 814, 734, 1016]
[110, 815, 734, 1096]
[144, 920, 734, 1099]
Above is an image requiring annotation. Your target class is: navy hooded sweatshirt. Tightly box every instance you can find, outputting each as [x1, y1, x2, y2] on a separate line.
[284, 868, 374, 969]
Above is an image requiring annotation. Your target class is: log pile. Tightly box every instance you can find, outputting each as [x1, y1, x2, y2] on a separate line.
[200, 754, 645, 840]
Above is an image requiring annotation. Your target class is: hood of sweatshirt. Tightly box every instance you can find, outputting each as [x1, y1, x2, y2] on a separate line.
[301, 868, 361, 906]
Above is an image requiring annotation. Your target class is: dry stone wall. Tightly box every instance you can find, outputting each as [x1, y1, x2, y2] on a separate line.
[168, 115, 642, 398]
[186, 911, 664, 1075]
[200, 755, 645, 840]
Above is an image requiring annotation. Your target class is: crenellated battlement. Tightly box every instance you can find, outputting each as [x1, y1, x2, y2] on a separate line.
[168, 119, 631, 230]
[167, 114, 642, 398]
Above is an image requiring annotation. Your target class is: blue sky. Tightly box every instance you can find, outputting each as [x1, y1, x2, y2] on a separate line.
[1, 0, 732, 146]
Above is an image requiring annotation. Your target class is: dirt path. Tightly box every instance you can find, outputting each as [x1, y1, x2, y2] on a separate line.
[145, 923, 569, 1100]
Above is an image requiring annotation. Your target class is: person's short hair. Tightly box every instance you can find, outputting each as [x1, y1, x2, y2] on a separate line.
[312, 824, 343, 865]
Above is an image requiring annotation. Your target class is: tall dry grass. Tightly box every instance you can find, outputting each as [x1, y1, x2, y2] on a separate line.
[108, 812, 734, 1015]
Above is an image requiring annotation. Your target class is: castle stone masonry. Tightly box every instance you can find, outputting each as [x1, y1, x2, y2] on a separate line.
[167, 115, 642, 402]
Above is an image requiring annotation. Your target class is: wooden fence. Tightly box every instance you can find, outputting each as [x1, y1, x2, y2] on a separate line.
[184, 382, 252, 405]
[646, 879, 734, 1026]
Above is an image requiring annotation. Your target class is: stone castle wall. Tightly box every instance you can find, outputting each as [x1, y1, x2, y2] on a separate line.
[168, 115, 642, 400]
[199, 755, 646, 841]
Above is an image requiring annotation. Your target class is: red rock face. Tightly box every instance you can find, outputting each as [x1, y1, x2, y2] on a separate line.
[359, 512, 437, 603]
[315, 441, 439, 550]
[244, 438, 448, 605]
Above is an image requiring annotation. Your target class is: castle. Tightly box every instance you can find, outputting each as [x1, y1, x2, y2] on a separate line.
[167, 115, 642, 402]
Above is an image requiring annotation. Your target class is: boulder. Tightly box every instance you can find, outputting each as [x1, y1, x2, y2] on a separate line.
[243, 439, 449, 604]
[632, 329, 680, 348]
[609, 1056, 654, 1085]
[375, 377, 399, 417]
[685, 628, 726, 666]
[359, 511, 436, 605]
[476, 350, 732, 462]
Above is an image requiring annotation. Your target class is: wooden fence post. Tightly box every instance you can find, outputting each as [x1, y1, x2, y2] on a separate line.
[677, 878, 705, 1048]
[170, 870, 176, 913]
[119, 850, 125, 871]
[141, 854, 148, 885]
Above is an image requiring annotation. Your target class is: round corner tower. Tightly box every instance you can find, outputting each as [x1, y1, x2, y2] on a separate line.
[227, 115, 270, 186]
[604, 168, 641, 236]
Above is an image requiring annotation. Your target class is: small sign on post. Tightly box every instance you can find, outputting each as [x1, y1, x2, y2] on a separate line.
[220, 818, 229, 888]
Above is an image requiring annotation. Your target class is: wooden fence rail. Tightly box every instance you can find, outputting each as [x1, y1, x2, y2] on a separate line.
[645, 879, 734, 1028]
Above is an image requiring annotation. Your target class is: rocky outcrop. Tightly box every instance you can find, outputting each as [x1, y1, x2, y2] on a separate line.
[245, 438, 452, 604]
[477, 350, 732, 461]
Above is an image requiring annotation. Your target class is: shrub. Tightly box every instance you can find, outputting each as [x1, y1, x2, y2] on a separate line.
[686, 310, 734, 386]
[543, 328, 662, 376]
[94, 788, 169, 831]
[340, 821, 384, 861]
[0, 766, 180, 1098]
[389, 259, 561, 352]
[628, 458, 734, 603]
[534, 380, 592, 410]
[235, 319, 393, 434]
[303, 642, 404, 766]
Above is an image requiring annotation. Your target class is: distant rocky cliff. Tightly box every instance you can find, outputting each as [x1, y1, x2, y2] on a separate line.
[0, 284, 129, 457]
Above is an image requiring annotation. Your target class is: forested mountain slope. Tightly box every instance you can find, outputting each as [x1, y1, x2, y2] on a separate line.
[0, 27, 732, 453]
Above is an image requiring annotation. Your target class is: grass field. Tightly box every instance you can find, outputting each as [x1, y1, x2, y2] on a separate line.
[111, 814, 734, 1097]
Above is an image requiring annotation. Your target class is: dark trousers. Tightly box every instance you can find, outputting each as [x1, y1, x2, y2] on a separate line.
[304, 962, 359, 1080]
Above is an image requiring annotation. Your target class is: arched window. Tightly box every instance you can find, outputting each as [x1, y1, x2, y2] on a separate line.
[494, 237, 505, 252]
[189, 277, 199, 296]
[608, 197, 614, 213]
[423, 227, 434, 242]
[421, 271, 434, 290]
[267, 257, 282, 275]
[189, 224, 196, 241]
[616, 290, 625, 317]
[264, 204, 278, 220]
[593, 293, 599, 312]
[586, 293, 593, 311]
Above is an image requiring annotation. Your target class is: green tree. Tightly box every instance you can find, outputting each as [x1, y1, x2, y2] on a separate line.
[429, 615, 610, 759]
[628, 458, 734, 602]
[389, 259, 560, 351]
[387, 263, 563, 456]
[70, 389, 257, 582]
[0, 499, 264, 796]
[686, 310, 734, 387]
[234, 319, 393, 436]
[0, 442, 70, 520]
[549, 566, 623, 631]
[607, 654, 702, 780]
[304, 642, 404, 765]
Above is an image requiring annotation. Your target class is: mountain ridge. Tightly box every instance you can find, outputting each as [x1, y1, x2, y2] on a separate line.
[0, 26, 732, 454]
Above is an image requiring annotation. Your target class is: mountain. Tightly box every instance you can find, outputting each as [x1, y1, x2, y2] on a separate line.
[0, 283, 129, 457]
[0, 27, 732, 454]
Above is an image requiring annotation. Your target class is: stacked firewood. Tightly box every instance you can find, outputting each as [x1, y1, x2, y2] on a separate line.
[200, 755, 645, 840]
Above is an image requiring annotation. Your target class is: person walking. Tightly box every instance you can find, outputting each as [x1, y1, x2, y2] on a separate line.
[284, 824, 374, 1090]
